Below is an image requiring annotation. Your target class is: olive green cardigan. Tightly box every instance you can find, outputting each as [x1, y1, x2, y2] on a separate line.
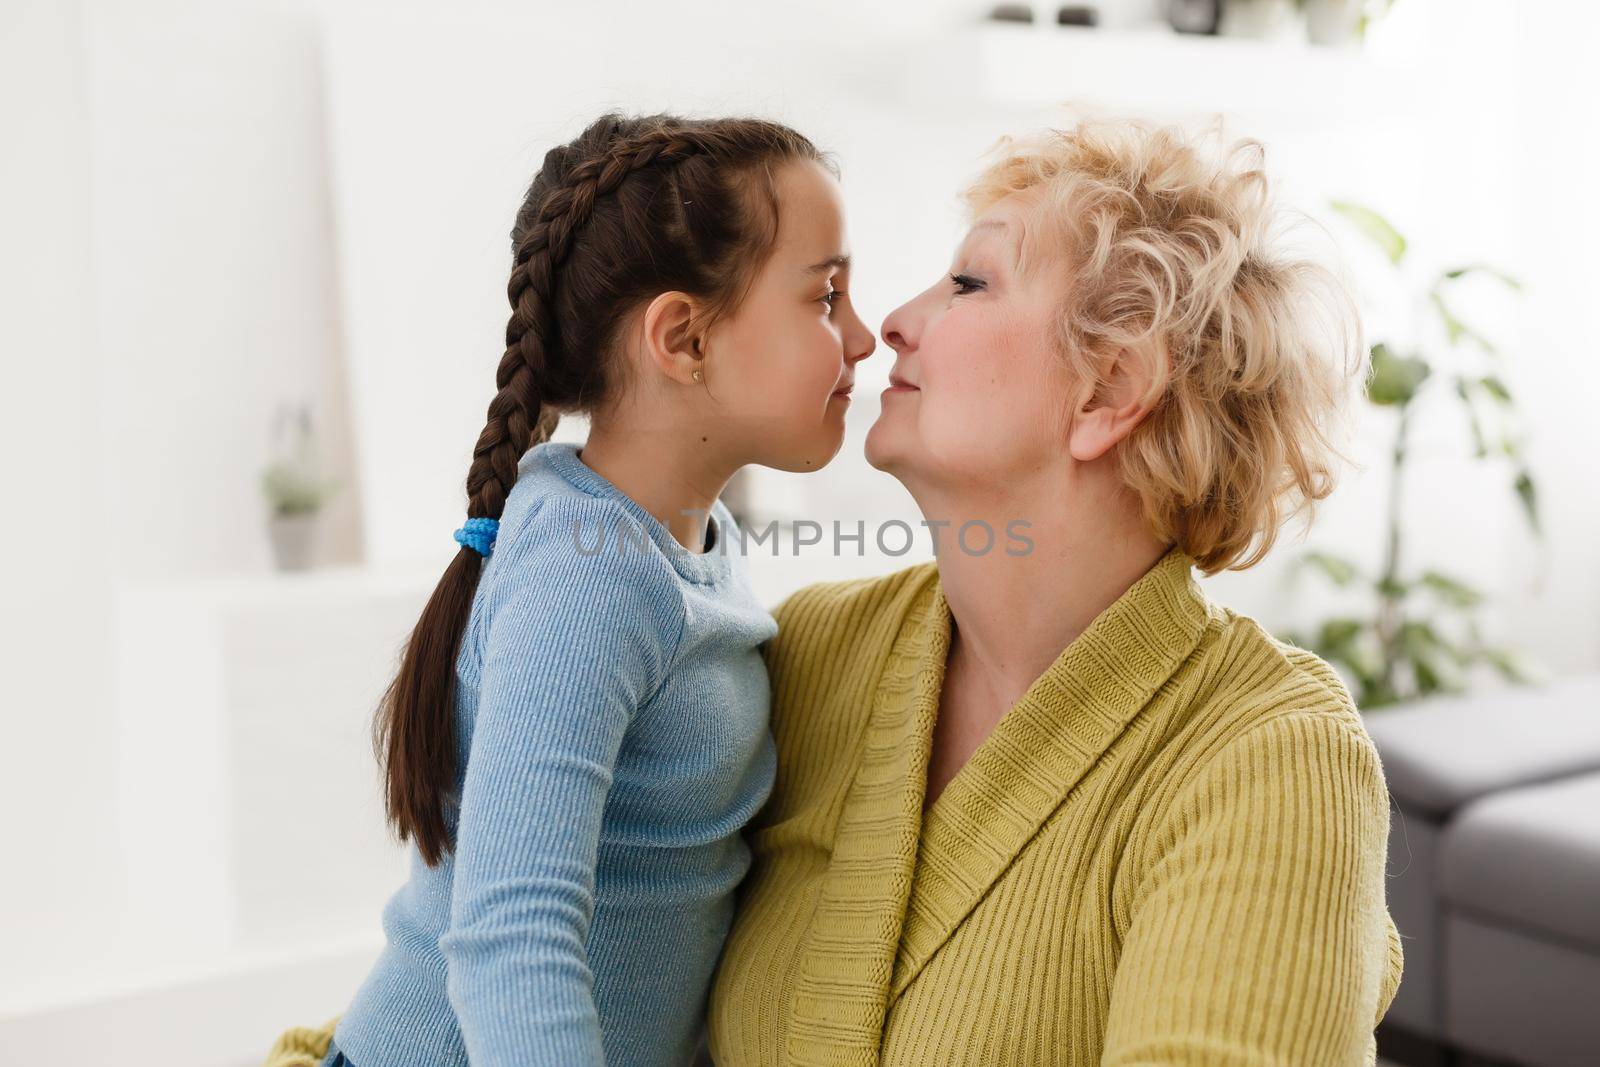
[707, 544, 1403, 1066]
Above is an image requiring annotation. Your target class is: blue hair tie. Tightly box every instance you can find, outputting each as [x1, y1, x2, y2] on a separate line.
[454, 516, 499, 557]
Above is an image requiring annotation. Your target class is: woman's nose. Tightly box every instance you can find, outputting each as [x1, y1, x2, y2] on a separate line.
[881, 303, 915, 353]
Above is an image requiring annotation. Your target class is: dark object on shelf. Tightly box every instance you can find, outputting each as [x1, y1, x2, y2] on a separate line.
[1166, 0, 1221, 34]
[1057, 5, 1098, 25]
[987, 3, 1035, 22]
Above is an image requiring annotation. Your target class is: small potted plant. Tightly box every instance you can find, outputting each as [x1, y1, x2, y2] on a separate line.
[1218, 0, 1299, 40]
[1299, 0, 1394, 47]
[261, 402, 340, 572]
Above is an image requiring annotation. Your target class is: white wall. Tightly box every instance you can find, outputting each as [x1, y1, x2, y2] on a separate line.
[86, 0, 364, 581]
[2, 1, 1597, 1058]
[1505, 2, 1600, 674]
[0, 0, 119, 999]
[2, 0, 375, 1012]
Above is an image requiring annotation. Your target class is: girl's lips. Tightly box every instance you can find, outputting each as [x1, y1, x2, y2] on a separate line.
[884, 383, 919, 393]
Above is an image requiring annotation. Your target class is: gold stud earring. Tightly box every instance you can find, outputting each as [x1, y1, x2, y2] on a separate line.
[692, 370, 703, 383]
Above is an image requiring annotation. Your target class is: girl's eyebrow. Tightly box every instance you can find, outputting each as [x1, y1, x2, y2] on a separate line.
[803, 254, 851, 276]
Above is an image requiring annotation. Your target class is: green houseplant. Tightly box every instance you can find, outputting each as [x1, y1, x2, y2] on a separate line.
[261, 402, 340, 571]
[1282, 200, 1544, 709]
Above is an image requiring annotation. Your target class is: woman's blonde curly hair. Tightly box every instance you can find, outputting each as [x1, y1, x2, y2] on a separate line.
[963, 118, 1366, 575]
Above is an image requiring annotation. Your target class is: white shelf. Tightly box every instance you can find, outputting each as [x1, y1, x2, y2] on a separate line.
[0, 934, 383, 1067]
[973, 21, 1415, 123]
[115, 560, 447, 606]
[110, 570, 421, 967]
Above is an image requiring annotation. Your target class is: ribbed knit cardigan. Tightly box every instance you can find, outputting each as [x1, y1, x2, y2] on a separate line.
[706, 544, 1404, 1066]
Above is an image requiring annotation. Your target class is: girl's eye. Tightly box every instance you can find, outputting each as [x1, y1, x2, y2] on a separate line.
[951, 273, 985, 296]
[821, 290, 844, 312]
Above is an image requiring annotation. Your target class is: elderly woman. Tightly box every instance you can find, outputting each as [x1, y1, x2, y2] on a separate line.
[705, 120, 1402, 1066]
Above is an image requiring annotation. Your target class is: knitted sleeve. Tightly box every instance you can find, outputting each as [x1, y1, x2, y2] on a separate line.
[438, 498, 684, 1067]
[262, 1017, 337, 1066]
[1102, 709, 1401, 1066]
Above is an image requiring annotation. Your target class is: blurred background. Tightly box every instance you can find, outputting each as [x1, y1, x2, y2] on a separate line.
[3, 1, 1597, 1064]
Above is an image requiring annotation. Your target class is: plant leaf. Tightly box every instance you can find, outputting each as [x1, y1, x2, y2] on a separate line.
[1376, 574, 1411, 600]
[1319, 617, 1367, 649]
[1514, 467, 1541, 535]
[1400, 620, 1465, 694]
[1511, 466, 1539, 529]
[1430, 291, 1499, 355]
[1454, 377, 1489, 458]
[1331, 200, 1407, 265]
[1417, 570, 1486, 609]
[1367, 343, 1431, 406]
[1478, 375, 1513, 404]
[1482, 645, 1543, 685]
[1442, 264, 1524, 292]
[1300, 550, 1365, 587]
[1410, 653, 1443, 695]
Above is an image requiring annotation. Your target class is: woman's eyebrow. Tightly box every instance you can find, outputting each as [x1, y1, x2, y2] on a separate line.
[967, 218, 1021, 270]
[803, 254, 851, 276]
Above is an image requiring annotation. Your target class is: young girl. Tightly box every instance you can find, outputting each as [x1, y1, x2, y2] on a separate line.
[266, 111, 875, 1067]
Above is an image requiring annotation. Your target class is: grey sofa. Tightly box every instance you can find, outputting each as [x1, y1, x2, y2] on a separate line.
[1366, 672, 1600, 1067]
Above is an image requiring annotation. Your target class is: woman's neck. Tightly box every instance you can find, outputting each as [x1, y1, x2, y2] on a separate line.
[912, 469, 1170, 708]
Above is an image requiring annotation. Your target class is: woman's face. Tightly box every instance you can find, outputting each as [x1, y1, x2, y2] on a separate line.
[865, 191, 1076, 493]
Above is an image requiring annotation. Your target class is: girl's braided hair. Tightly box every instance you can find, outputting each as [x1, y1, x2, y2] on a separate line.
[377, 112, 832, 865]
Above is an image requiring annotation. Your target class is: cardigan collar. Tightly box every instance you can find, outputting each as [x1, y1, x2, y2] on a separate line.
[783, 543, 1216, 1066]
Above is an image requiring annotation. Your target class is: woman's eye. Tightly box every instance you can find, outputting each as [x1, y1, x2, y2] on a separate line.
[951, 273, 985, 295]
[821, 290, 844, 311]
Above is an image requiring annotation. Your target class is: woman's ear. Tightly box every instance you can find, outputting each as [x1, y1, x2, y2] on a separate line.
[640, 290, 706, 386]
[1067, 347, 1159, 462]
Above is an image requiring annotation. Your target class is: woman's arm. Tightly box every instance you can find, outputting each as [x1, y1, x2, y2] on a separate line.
[440, 504, 684, 1066]
[263, 1018, 338, 1067]
[1102, 709, 1402, 1066]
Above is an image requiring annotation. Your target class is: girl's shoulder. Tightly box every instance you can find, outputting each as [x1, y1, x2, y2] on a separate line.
[497, 488, 680, 580]
[477, 492, 688, 654]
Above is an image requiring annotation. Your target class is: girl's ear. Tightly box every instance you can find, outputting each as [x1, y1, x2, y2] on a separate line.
[640, 290, 706, 386]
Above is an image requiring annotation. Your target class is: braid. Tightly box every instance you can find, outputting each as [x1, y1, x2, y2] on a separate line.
[462, 129, 712, 523]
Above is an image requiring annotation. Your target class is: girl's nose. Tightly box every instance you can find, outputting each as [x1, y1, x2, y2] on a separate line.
[846, 313, 877, 365]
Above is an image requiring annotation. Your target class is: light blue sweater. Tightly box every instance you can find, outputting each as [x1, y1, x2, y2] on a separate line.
[334, 440, 779, 1067]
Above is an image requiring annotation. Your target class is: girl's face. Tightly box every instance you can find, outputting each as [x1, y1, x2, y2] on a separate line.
[702, 160, 878, 473]
[865, 191, 1076, 493]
